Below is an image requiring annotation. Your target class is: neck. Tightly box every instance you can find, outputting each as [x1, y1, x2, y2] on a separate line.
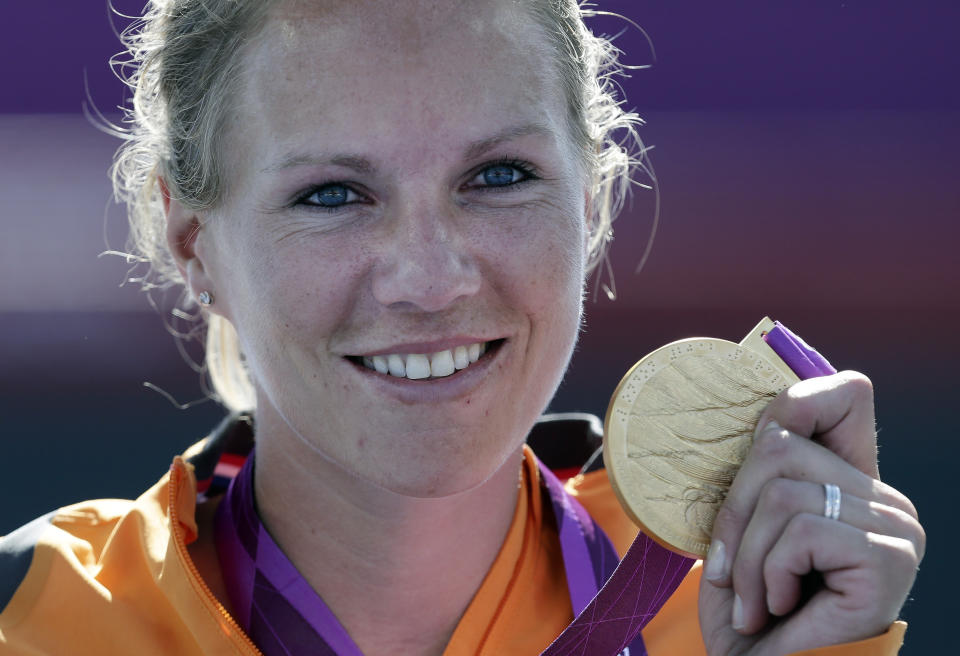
[252, 410, 524, 656]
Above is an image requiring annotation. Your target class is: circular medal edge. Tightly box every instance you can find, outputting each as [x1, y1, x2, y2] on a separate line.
[602, 337, 765, 559]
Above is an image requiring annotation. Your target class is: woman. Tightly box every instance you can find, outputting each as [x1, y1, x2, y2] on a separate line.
[0, 1, 923, 654]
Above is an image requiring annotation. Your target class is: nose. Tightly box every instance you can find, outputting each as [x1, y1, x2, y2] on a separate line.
[370, 200, 482, 312]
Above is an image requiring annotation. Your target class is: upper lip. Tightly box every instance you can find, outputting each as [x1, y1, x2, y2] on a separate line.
[345, 336, 504, 357]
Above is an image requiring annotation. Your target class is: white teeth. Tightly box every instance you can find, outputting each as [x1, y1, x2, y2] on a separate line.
[357, 340, 494, 379]
[387, 353, 405, 377]
[430, 350, 456, 377]
[405, 353, 431, 379]
[453, 345, 469, 370]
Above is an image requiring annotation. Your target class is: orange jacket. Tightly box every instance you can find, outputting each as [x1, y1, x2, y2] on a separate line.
[0, 429, 905, 655]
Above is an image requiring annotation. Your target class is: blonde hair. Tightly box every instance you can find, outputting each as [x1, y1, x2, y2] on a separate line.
[110, 0, 650, 412]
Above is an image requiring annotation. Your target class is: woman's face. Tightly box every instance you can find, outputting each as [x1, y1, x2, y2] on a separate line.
[196, 0, 590, 495]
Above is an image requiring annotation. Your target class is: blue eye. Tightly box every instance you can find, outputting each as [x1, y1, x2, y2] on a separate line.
[470, 160, 537, 190]
[482, 164, 524, 187]
[304, 184, 353, 207]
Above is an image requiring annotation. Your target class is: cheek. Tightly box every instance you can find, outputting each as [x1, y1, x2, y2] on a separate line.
[506, 206, 586, 305]
[259, 249, 359, 336]
[215, 231, 359, 375]
[485, 205, 586, 354]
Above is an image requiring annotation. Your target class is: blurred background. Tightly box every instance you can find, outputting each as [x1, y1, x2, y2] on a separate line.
[1, 0, 955, 650]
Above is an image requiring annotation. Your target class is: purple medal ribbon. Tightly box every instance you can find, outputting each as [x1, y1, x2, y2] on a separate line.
[763, 320, 837, 378]
[215, 452, 628, 656]
[213, 320, 834, 656]
[537, 464, 665, 656]
[215, 452, 364, 656]
[539, 463, 621, 616]
[536, 508, 691, 656]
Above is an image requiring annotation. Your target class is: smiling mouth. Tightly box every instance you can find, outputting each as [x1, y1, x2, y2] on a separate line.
[346, 339, 505, 381]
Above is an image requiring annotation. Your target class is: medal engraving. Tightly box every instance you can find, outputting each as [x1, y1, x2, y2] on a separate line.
[604, 319, 800, 558]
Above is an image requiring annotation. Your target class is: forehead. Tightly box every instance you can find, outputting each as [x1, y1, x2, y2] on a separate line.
[236, 0, 569, 167]
[269, 0, 530, 50]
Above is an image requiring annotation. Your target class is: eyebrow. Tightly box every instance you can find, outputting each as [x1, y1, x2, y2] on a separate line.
[462, 122, 555, 161]
[262, 153, 375, 175]
[262, 122, 556, 175]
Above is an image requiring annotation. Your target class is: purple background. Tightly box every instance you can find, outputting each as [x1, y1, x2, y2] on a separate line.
[2, 1, 956, 650]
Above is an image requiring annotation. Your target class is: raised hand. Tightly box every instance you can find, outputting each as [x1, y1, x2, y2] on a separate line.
[698, 372, 924, 656]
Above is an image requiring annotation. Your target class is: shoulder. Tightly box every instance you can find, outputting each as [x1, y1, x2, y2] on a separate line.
[0, 499, 134, 640]
[1, 499, 133, 601]
[0, 484, 183, 653]
[0, 511, 58, 620]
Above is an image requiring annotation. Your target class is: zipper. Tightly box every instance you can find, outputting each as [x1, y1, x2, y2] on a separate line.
[168, 460, 264, 656]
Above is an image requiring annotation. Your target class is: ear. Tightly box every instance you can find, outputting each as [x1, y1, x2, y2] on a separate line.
[161, 177, 222, 312]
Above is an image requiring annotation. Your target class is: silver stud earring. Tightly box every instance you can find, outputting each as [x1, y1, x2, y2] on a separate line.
[198, 291, 214, 306]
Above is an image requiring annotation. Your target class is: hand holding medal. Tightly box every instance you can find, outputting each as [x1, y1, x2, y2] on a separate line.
[604, 318, 924, 655]
[604, 317, 810, 559]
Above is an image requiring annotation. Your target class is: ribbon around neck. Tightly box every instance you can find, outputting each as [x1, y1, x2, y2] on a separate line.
[214, 451, 667, 656]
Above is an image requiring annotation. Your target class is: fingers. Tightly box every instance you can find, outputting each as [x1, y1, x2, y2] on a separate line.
[730, 478, 925, 632]
[755, 370, 879, 478]
[762, 515, 921, 641]
[699, 370, 925, 647]
[706, 423, 914, 587]
[704, 424, 924, 631]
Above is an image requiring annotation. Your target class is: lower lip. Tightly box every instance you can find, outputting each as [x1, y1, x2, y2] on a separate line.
[344, 340, 506, 403]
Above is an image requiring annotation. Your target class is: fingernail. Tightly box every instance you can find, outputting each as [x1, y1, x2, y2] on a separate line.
[704, 540, 726, 581]
[755, 419, 782, 440]
[732, 594, 745, 630]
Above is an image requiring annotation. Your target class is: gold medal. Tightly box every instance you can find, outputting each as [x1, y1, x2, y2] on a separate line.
[603, 317, 800, 558]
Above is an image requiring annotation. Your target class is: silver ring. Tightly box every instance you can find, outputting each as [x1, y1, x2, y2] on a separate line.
[823, 483, 842, 521]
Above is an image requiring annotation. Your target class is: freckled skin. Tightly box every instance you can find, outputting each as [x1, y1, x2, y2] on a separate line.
[194, 0, 590, 497]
